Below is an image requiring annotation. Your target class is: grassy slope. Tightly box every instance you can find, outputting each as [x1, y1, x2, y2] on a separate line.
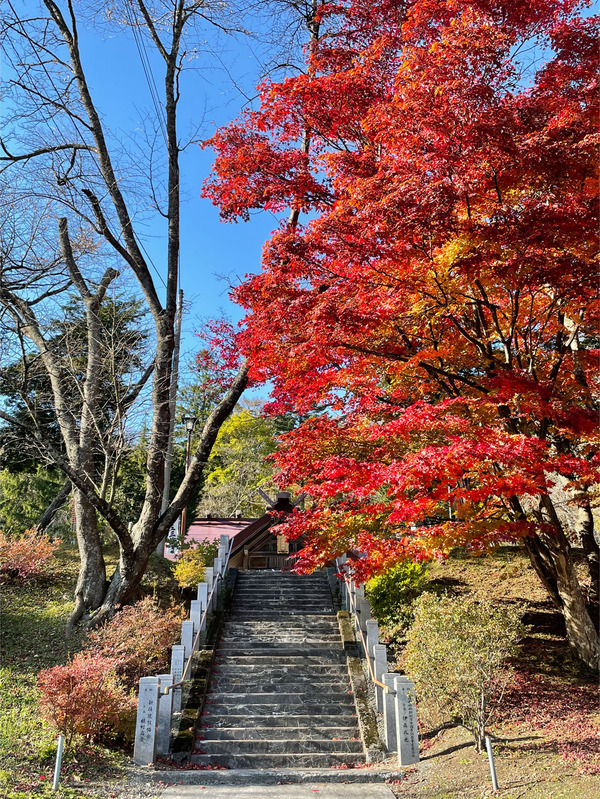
[0, 544, 175, 799]
[390, 548, 599, 799]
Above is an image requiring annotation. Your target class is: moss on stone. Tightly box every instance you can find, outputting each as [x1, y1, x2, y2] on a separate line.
[337, 611, 386, 762]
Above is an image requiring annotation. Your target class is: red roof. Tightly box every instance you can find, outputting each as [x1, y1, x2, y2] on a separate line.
[165, 517, 259, 560]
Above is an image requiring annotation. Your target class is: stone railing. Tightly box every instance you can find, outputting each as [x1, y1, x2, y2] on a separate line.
[133, 533, 233, 765]
[335, 555, 420, 767]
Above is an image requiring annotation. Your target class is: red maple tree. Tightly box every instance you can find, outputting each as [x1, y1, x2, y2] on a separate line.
[203, 0, 599, 667]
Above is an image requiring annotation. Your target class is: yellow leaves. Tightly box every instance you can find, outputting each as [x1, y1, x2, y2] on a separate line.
[173, 550, 205, 590]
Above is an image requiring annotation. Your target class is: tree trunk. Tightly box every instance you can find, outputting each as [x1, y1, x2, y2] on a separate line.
[578, 499, 599, 605]
[37, 479, 71, 531]
[67, 488, 106, 634]
[548, 530, 599, 670]
[84, 361, 250, 627]
[536, 495, 599, 670]
[523, 533, 562, 610]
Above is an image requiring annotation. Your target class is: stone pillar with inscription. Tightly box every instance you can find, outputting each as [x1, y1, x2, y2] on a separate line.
[393, 675, 420, 765]
[133, 676, 160, 765]
[170, 644, 185, 713]
[156, 674, 173, 755]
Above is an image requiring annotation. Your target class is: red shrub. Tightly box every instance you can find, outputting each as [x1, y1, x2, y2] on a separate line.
[0, 529, 61, 580]
[37, 654, 135, 748]
[86, 596, 185, 689]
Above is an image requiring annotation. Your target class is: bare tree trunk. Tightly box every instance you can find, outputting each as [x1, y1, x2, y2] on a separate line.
[68, 488, 106, 633]
[37, 479, 71, 531]
[578, 498, 599, 605]
[1, 1, 250, 632]
[537, 494, 599, 670]
[86, 360, 249, 626]
[523, 534, 562, 611]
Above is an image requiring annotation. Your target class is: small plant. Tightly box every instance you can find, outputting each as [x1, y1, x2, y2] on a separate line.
[0, 529, 61, 581]
[86, 596, 184, 689]
[366, 560, 429, 629]
[37, 654, 135, 749]
[402, 593, 524, 750]
[173, 538, 219, 590]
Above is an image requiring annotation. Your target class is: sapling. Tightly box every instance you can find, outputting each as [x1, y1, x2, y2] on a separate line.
[403, 593, 524, 750]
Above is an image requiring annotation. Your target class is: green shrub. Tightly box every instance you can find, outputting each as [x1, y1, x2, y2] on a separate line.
[366, 560, 429, 629]
[402, 593, 524, 750]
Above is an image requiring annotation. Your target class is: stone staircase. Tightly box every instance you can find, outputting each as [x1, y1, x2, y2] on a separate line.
[192, 570, 364, 768]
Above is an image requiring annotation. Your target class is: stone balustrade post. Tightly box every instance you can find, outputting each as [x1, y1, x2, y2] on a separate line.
[348, 579, 356, 617]
[218, 533, 229, 564]
[366, 618, 379, 660]
[358, 595, 371, 635]
[354, 584, 364, 635]
[190, 600, 203, 644]
[181, 620, 194, 660]
[382, 673, 397, 752]
[393, 675, 420, 765]
[156, 674, 173, 756]
[197, 581, 208, 607]
[204, 566, 214, 592]
[373, 644, 388, 714]
[133, 676, 160, 765]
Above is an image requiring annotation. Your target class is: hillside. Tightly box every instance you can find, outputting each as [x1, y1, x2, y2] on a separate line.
[1, 544, 598, 799]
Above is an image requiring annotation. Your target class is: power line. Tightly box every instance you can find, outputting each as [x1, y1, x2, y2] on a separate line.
[124, 0, 168, 148]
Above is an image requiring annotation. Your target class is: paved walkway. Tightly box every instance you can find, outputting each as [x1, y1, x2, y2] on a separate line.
[160, 785, 395, 798]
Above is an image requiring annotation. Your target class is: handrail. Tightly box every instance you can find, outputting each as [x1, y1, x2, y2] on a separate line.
[165, 536, 234, 695]
[337, 561, 393, 695]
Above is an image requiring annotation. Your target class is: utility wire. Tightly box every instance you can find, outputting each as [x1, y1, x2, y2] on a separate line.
[124, 0, 168, 148]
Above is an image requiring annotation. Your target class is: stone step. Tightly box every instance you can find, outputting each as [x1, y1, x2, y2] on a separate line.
[212, 654, 347, 666]
[198, 726, 360, 741]
[226, 609, 331, 624]
[210, 666, 349, 678]
[201, 701, 355, 716]
[238, 569, 329, 583]
[194, 739, 364, 755]
[215, 643, 343, 654]
[208, 679, 350, 692]
[189, 753, 365, 769]
[233, 591, 333, 597]
[213, 656, 345, 666]
[221, 634, 341, 642]
[205, 692, 355, 705]
[234, 585, 331, 591]
[232, 600, 333, 618]
[232, 593, 332, 599]
[221, 633, 340, 640]
[222, 621, 339, 630]
[199, 714, 359, 729]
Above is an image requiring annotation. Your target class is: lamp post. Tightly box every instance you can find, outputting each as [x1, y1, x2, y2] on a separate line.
[180, 416, 197, 537]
